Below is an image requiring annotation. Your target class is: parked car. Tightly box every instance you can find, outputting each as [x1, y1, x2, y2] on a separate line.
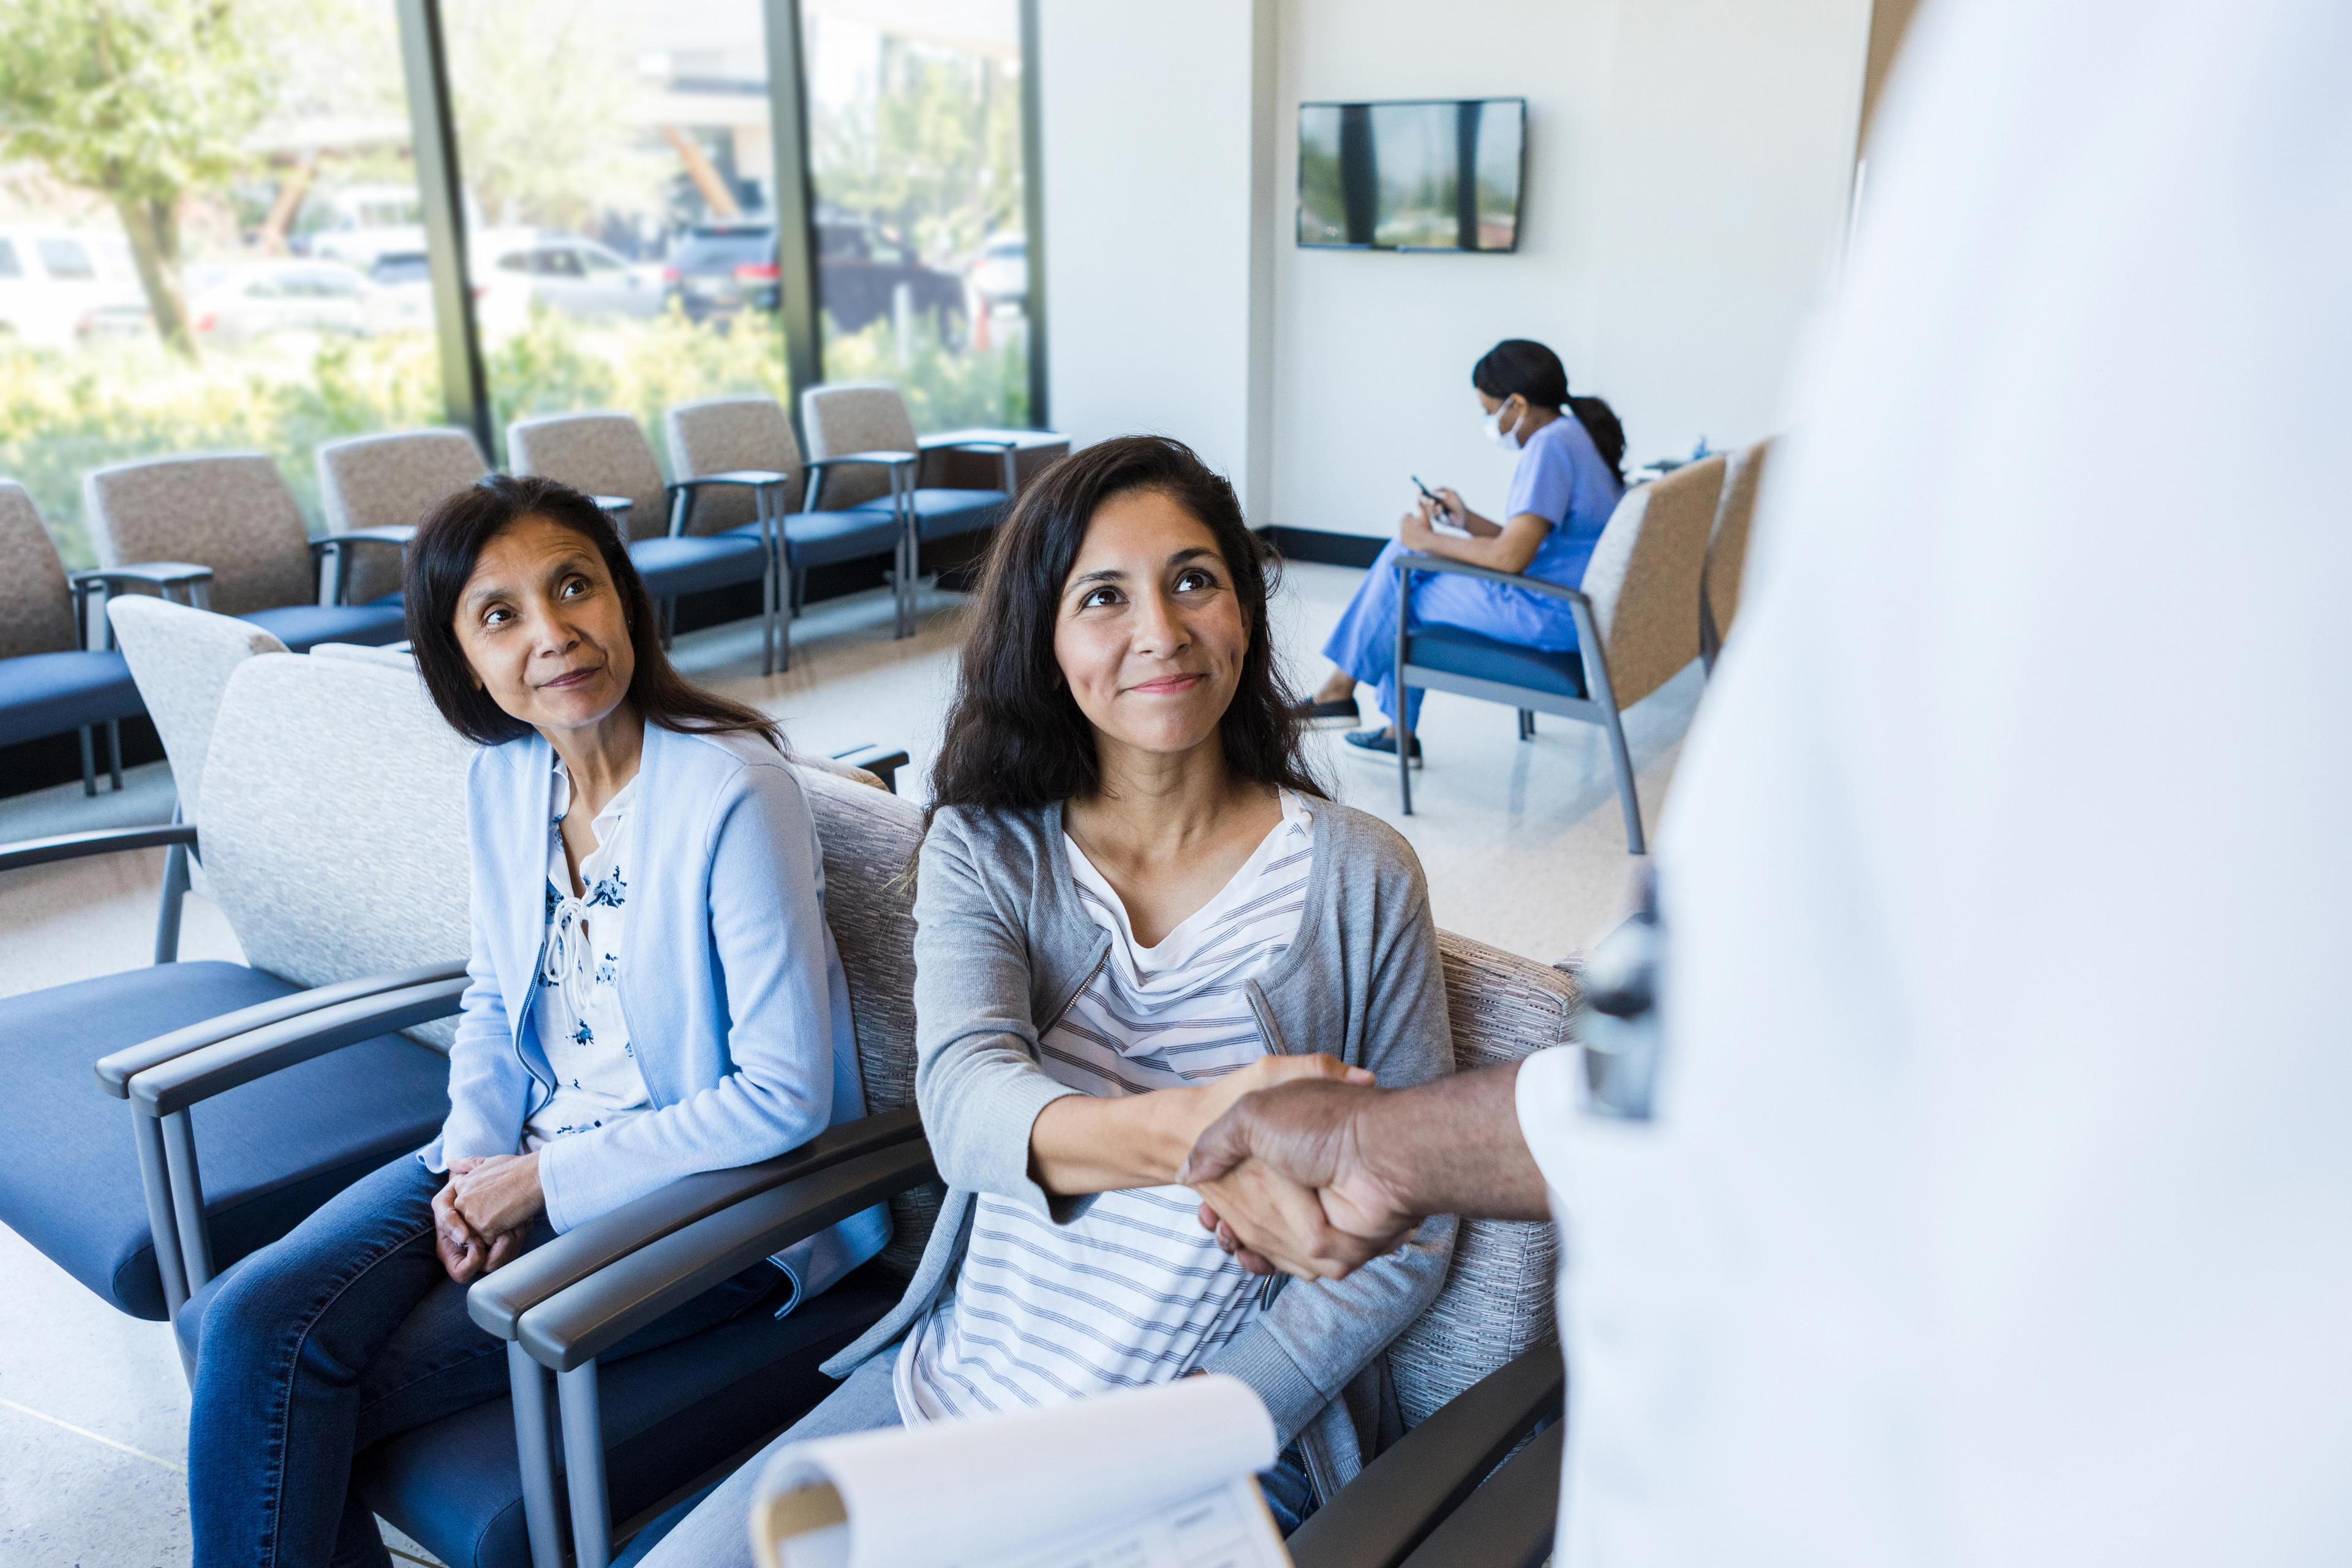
[970, 232, 1028, 309]
[298, 184, 428, 271]
[363, 251, 435, 334]
[0, 227, 143, 350]
[185, 259, 375, 345]
[661, 216, 967, 339]
[472, 230, 664, 333]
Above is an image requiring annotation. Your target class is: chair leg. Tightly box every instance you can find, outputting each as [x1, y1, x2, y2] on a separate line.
[107, 718, 124, 789]
[761, 560, 777, 679]
[1518, 708, 1534, 741]
[508, 1344, 568, 1568]
[155, 838, 190, 965]
[1600, 705, 1647, 855]
[1398, 689, 1415, 816]
[559, 1362, 613, 1568]
[78, 726, 96, 796]
[791, 567, 807, 617]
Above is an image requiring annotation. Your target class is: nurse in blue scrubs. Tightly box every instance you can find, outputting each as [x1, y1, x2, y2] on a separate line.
[1305, 339, 1626, 758]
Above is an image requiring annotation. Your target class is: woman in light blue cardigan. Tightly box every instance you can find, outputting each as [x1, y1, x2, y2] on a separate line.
[178, 475, 884, 1568]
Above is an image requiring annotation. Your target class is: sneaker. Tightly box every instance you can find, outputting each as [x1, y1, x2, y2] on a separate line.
[1342, 727, 1423, 764]
[1297, 694, 1360, 727]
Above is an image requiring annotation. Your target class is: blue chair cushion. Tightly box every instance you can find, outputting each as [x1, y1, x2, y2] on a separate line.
[0, 647, 143, 745]
[883, 488, 1009, 543]
[1404, 622, 1589, 700]
[772, 510, 902, 571]
[0, 962, 452, 1320]
[244, 600, 410, 652]
[358, 1269, 898, 1568]
[630, 533, 770, 600]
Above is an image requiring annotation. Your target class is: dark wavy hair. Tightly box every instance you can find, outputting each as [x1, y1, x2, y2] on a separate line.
[929, 435, 1323, 814]
[1472, 337, 1627, 486]
[405, 473, 779, 751]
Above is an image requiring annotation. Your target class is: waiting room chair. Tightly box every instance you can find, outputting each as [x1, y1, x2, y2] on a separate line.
[1701, 435, 1773, 672]
[802, 383, 1017, 620]
[665, 396, 910, 657]
[0, 649, 470, 1326]
[508, 412, 783, 674]
[1395, 456, 1728, 854]
[0, 480, 209, 794]
[317, 428, 494, 605]
[82, 452, 412, 652]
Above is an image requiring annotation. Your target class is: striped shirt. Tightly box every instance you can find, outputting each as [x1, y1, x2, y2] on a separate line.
[894, 790, 1315, 1423]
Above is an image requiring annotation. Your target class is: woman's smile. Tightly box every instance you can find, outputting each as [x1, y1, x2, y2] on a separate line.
[1126, 671, 1207, 696]
[539, 664, 603, 691]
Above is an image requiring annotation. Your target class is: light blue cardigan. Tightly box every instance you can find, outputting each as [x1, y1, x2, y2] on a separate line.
[421, 722, 887, 1305]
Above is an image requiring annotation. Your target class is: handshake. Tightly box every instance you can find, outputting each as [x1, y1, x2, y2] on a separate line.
[1178, 1056, 1548, 1278]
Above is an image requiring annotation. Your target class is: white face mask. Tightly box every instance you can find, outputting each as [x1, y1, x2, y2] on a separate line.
[1483, 404, 1524, 450]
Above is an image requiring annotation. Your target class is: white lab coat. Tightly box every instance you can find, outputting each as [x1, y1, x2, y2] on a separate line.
[1517, 0, 2352, 1561]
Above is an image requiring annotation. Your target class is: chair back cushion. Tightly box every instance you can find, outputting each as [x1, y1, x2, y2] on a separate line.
[507, 413, 668, 541]
[107, 596, 287, 823]
[317, 429, 489, 602]
[789, 759, 937, 1275]
[83, 453, 314, 618]
[1704, 437, 1773, 647]
[800, 384, 917, 509]
[667, 397, 807, 531]
[0, 481, 75, 660]
[1385, 932, 1580, 1428]
[1580, 454, 1726, 710]
[200, 652, 473, 1046]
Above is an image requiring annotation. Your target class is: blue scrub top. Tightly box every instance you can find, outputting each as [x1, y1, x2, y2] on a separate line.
[1509, 412, 1623, 591]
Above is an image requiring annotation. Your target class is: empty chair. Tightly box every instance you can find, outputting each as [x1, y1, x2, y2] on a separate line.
[317, 428, 492, 605]
[508, 411, 782, 673]
[83, 451, 410, 651]
[666, 396, 909, 658]
[1395, 456, 1728, 853]
[1701, 435, 1773, 671]
[0, 480, 208, 793]
[802, 382, 1014, 592]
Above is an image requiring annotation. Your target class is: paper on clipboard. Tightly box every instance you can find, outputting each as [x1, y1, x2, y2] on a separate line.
[749, 1376, 1291, 1568]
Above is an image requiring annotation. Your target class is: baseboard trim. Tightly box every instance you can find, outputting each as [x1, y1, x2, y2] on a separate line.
[1259, 527, 1384, 569]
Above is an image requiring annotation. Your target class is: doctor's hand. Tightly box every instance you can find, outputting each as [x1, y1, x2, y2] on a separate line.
[1182, 1079, 1419, 1280]
[1398, 497, 1439, 549]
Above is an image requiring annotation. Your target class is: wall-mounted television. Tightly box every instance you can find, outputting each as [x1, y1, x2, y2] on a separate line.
[1297, 97, 1525, 252]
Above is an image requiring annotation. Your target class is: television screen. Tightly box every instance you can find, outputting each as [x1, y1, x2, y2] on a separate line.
[1297, 98, 1525, 252]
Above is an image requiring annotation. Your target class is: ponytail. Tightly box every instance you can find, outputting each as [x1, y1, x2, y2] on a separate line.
[1472, 337, 1625, 485]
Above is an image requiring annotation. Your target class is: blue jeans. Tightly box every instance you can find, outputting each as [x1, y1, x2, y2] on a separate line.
[1322, 538, 1583, 728]
[181, 1152, 783, 1568]
[616, 1345, 1319, 1568]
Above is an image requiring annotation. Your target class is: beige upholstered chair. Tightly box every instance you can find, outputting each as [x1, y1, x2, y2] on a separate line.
[81, 453, 409, 650]
[107, 596, 288, 827]
[316, 428, 491, 603]
[1396, 454, 1727, 853]
[1701, 435, 1773, 671]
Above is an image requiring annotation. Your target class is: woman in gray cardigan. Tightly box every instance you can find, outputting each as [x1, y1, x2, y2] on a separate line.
[622, 436, 1457, 1568]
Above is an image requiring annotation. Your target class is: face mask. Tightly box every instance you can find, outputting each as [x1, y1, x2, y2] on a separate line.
[1483, 404, 1524, 450]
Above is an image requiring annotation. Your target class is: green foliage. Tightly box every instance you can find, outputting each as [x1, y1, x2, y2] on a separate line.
[822, 311, 1027, 432]
[811, 39, 1022, 266]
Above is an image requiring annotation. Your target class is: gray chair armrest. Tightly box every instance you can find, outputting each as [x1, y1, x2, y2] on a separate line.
[1395, 553, 1591, 608]
[1287, 1342, 1564, 1568]
[669, 470, 791, 491]
[127, 973, 468, 1115]
[803, 452, 916, 513]
[467, 1106, 924, 1341]
[827, 742, 910, 793]
[70, 562, 216, 590]
[0, 822, 197, 875]
[590, 495, 634, 517]
[94, 959, 469, 1098]
[517, 1136, 937, 1371]
[1395, 1422, 1562, 1568]
[915, 434, 1021, 452]
[309, 526, 417, 552]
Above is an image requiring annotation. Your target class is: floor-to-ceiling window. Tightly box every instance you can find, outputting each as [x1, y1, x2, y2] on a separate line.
[438, 0, 790, 470]
[0, 0, 443, 565]
[801, 0, 1030, 429]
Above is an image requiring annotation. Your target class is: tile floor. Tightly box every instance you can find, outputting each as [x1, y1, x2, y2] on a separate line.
[0, 560, 1700, 1566]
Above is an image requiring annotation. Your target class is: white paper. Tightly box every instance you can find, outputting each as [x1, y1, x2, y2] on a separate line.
[751, 1377, 1286, 1568]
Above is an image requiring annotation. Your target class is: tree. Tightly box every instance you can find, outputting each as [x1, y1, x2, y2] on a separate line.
[0, 0, 270, 360]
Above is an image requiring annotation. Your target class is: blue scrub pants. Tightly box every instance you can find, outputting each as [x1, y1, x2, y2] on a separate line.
[1322, 540, 1582, 728]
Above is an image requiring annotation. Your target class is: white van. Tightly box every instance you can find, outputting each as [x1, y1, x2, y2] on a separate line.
[0, 227, 143, 350]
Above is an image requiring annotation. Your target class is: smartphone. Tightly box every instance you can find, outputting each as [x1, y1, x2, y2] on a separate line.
[1410, 475, 1448, 516]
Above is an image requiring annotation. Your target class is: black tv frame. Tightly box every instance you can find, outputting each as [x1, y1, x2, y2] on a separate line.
[1295, 96, 1528, 254]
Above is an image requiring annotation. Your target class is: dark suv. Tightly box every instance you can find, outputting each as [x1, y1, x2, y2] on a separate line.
[663, 217, 966, 340]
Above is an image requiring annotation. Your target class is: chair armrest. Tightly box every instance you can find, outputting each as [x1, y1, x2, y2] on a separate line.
[0, 822, 197, 876]
[668, 470, 791, 491]
[94, 959, 469, 1098]
[1287, 1342, 1564, 1568]
[1396, 1422, 1562, 1568]
[828, 742, 910, 793]
[803, 451, 918, 471]
[69, 562, 216, 590]
[467, 1106, 925, 1341]
[915, 434, 1021, 453]
[127, 973, 468, 1116]
[517, 1136, 938, 1371]
[309, 526, 417, 554]
[590, 495, 634, 517]
[1396, 553, 1591, 607]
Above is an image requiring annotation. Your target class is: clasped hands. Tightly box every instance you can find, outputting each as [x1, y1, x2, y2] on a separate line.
[429, 1151, 545, 1283]
[1182, 1067, 1414, 1283]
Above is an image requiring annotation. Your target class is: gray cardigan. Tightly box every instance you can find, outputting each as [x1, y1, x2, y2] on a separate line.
[824, 794, 1459, 1501]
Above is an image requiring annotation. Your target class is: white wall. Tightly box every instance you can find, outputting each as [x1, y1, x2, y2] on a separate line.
[1035, 0, 1873, 538]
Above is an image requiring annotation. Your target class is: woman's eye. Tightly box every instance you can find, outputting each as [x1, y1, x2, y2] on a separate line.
[1175, 568, 1216, 593]
[482, 605, 511, 627]
[1080, 587, 1121, 609]
[560, 576, 589, 598]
